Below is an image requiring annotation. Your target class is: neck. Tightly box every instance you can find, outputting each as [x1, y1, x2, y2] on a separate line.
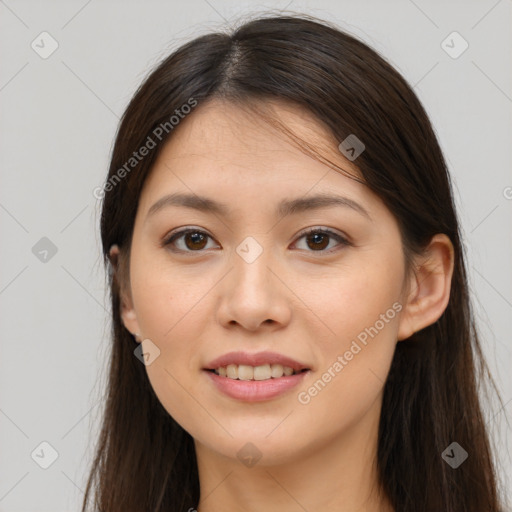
[194, 393, 394, 512]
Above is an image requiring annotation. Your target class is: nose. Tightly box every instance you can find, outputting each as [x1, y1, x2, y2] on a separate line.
[216, 242, 292, 332]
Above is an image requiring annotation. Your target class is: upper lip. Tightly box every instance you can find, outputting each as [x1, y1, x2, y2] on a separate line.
[204, 351, 311, 372]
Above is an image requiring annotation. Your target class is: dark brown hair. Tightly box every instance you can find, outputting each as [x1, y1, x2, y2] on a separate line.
[83, 13, 506, 512]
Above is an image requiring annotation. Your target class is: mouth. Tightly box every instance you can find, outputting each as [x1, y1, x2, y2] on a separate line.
[205, 364, 310, 381]
[203, 363, 311, 402]
[203, 350, 312, 389]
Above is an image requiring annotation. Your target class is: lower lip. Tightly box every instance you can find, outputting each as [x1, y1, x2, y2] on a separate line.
[204, 370, 309, 402]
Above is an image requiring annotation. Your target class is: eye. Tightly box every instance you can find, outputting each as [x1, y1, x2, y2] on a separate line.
[162, 226, 350, 254]
[162, 228, 218, 252]
[292, 227, 350, 253]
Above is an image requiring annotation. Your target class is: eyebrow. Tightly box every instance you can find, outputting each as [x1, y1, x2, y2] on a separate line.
[146, 192, 371, 221]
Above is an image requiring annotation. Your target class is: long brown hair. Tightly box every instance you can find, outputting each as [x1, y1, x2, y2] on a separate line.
[83, 13, 506, 512]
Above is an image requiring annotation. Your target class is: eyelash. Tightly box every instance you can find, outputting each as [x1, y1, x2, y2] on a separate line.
[161, 226, 351, 255]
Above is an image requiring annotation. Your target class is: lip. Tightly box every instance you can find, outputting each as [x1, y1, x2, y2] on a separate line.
[204, 351, 311, 373]
[204, 369, 310, 402]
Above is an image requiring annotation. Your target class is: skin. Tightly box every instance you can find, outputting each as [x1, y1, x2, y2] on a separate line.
[110, 98, 454, 512]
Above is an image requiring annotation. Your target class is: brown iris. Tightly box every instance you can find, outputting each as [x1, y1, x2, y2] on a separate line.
[305, 232, 329, 251]
[184, 231, 208, 250]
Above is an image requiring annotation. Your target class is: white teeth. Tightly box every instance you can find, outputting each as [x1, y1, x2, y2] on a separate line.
[253, 364, 271, 380]
[214, 363, 300, 380]
[226, 364, 238, 379]
[238, 364, 253, 381]
[270, 363, 284, 378]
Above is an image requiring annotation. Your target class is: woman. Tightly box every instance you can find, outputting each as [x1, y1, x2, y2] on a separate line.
[83, 14, 506, 512]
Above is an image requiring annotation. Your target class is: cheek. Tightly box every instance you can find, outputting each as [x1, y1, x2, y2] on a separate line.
[131, 272, 207, 379]
[293, 291, 400, 448]
[300, 254, 403, 347]
[129, 254, 215, 427]
[130, 250, 210, 340]
[294, 255, 403, 408]
[132, 281, 204, 433]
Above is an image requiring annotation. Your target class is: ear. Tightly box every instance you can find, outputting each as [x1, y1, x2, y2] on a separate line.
[397, 234, 455, 341]
[109, 244, 142, 342]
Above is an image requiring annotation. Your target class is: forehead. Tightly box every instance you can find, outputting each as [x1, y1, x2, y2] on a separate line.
[139, 98, 369, 205]
[163, 98, 353, 169]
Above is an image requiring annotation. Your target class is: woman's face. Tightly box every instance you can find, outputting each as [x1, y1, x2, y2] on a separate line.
[118, 98, 411, 466]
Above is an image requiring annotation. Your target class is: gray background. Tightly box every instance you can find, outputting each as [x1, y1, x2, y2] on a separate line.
[1, 0, 511, 510]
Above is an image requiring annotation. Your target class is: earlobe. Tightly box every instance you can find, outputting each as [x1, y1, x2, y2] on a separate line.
[108, 244, 120, 270]
[109, 244, 142, 341]
[121, 307, 141, 340]
[397, 234, 455, 341]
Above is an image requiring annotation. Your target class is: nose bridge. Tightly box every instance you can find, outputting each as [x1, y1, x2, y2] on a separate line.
[232, 234, 274, 295]
[216, 233, 291, 330]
